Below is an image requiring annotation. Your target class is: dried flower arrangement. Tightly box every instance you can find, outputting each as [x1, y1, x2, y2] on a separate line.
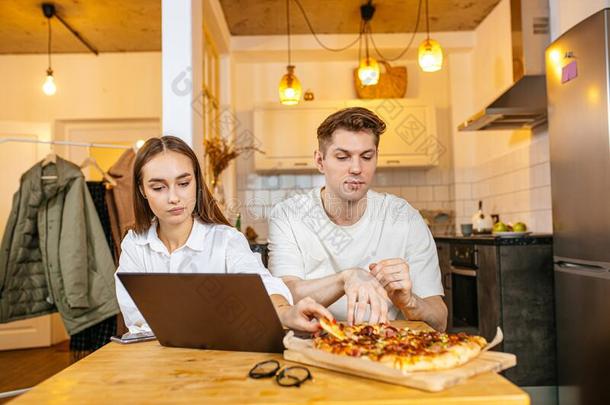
[203, 135, 265, 185]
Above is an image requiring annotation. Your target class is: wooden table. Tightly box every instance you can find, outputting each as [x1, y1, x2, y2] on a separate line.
[12, 321, 529, 404]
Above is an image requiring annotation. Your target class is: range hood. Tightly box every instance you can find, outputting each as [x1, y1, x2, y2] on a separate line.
[459, 0, 550, 131]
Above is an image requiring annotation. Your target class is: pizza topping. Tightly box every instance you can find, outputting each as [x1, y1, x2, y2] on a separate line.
[384, 327, 398, 338]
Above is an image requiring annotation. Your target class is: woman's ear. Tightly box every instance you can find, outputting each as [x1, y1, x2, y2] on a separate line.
[139, 185, 147, 199]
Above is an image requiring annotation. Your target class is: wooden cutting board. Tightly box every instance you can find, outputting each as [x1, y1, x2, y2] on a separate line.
[283, 332, 516, 392]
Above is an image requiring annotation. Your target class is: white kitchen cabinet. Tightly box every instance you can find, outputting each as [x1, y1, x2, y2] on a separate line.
[345, 99, 439, 168]
[253, 99, 438, 172]
[253, 102, 338, 171]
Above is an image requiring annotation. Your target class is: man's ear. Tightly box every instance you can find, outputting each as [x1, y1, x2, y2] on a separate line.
[314, 149, 325, 174]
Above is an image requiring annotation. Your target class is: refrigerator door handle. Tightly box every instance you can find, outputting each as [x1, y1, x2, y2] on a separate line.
[555, 260, 608, 272]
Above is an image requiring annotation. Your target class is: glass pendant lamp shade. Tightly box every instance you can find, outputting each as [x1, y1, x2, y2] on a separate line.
[418, 38, 443, 72]
[358, 57, 380, 86]
[279, 65, 302, 105]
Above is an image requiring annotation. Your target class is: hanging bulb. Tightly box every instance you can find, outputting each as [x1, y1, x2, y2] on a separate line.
[278, 65, 302, 105]
[418, 38, 443, 72]
[42, 68, 57, 96]
[358, 57, 380, 86]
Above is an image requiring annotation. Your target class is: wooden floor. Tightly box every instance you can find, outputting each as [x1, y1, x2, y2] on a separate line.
[0, 341, 72, 403]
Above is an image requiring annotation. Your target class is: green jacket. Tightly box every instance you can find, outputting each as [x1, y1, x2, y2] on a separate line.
[0, 157, 119, 335]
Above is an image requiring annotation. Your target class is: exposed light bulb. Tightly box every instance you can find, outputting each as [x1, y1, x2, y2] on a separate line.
[279, 65, 302, 105]
[135, 139, 146, 150]
[358, 57, 380, 86]
[42, 69, 56, 96]
[418, 39, 443, 72]
[283, 87, 296, 99]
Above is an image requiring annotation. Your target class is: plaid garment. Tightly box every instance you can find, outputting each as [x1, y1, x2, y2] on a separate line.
[86, 181, 117, 264]
[70, 315, 117, 362]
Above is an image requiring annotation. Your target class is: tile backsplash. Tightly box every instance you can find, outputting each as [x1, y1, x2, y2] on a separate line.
[454, 134, 553, 233]
[236, 158, 455, 242]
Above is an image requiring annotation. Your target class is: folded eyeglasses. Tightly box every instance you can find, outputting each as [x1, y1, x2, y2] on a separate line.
[248, 360, 312, 387]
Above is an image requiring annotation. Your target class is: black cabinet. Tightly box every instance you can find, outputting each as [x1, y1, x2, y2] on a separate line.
[250, 244, 269, 267]
[436, 235, 556, 387]
[436, 243, 452, 327]
[497, 244, 556, 386]
[475, 245, 502, 342]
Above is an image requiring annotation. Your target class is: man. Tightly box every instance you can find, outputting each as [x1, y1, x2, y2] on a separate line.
[267, 107, 447, 331]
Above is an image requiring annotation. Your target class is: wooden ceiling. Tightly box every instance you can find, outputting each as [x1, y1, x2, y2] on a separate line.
[0, 0, 161, 54]
[220, 0, 502, 35]
[0, 0, 500, 54]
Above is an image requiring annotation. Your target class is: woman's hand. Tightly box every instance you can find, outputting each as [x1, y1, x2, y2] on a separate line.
[277, 297, 334, 332]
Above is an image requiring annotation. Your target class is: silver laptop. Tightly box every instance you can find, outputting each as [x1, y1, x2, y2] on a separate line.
[118, 273, 286, 353]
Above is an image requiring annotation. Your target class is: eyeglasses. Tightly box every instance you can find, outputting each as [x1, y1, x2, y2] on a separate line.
[248, 360, 312, 387]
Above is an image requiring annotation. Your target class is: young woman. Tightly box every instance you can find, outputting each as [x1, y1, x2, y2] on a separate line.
[115, 136, 332, 333]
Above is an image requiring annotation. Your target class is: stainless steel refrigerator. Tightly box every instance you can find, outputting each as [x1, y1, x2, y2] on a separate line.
[546, 8, 610, 405]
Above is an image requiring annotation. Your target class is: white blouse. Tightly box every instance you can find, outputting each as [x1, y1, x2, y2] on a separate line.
[115, 219, 293, 333]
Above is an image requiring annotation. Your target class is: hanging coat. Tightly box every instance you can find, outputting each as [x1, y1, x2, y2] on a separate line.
[0, 157, 119, 335]
[105, 148, 136, 260]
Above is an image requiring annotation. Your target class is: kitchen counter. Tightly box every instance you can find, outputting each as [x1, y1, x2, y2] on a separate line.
[11, 321, 529, 405]
[434, 233, 552, 246]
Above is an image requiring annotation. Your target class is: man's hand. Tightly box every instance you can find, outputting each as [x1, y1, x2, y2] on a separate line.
[276, 296, 335, 332]
[369, 258, 415, 310]
[342, 268, 390, 325]
[369, 260, 448, 331]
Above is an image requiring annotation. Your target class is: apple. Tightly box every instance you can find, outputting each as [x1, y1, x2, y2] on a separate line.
[514, 222, 527, 232]
[493, 222, 508, 232]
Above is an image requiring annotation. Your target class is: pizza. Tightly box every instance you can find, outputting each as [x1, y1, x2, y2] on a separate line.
[314, 318, 487, 372]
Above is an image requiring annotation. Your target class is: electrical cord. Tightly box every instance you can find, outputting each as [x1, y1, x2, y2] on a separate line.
[369, 0, 423, 62]
[47, 17, 52, 69]
[291, 0, 362, 52]
[290, 0, 425, 63]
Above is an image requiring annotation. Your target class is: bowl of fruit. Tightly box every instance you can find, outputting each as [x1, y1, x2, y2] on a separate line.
[492, 221, 531, 237]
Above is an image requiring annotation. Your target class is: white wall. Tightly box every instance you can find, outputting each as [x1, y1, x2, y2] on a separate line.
[550, 0, 610, 40]
[0, 53, 161, 122]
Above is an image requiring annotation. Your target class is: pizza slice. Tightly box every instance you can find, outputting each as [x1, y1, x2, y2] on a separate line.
[319, 317, 347, 340]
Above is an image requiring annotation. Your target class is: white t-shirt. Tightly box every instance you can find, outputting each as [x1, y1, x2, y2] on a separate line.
[116, 219, 293, 333]
[268, 188, 443, 321]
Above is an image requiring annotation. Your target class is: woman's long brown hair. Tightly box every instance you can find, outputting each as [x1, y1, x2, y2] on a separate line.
[132, 135, 231, 234]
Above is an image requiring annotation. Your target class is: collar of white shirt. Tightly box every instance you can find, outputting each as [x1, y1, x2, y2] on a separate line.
[133, 218, 208, 254]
